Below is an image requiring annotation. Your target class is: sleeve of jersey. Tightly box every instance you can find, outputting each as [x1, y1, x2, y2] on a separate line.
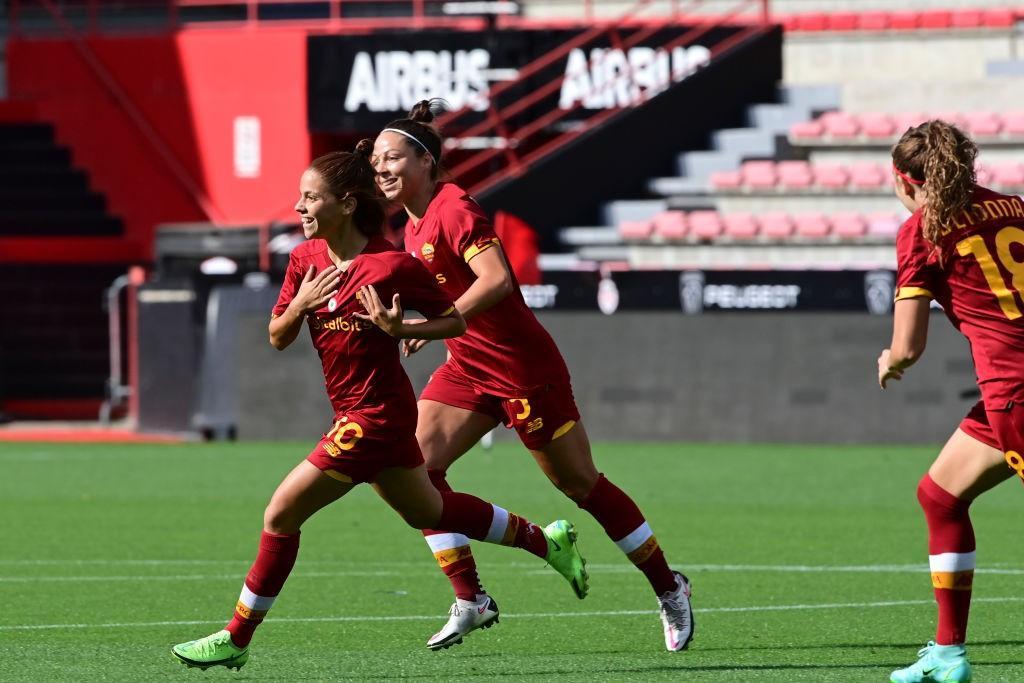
[894, 224, 940, 302]
[397, 256, 456, 319]
[271, 254, 303, 318]
[443, 200, 500, 264]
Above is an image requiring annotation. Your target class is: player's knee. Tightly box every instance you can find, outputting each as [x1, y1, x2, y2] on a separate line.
[263, 501, 301, 535]
[552, 472, 599, 504]
[399, 507, 438, 530]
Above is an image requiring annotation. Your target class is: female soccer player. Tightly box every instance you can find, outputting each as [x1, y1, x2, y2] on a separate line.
[370, 101, 693, 653]
[170, 146, 587, 671]
[879, 120, 1024, 683]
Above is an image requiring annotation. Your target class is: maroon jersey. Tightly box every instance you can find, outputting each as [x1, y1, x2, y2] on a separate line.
[273, 236, 455, 435]
[895, 186, 1024, 408]
[403, 182, 570, 396]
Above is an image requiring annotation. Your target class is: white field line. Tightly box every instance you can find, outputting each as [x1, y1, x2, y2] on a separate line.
[2, 596, 1022, 632]
[5, 562, 1024, 583]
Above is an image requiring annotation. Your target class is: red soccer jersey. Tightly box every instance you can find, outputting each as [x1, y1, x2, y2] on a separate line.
[273, 236, 455, 435]
[403, 182, 570, 396]
[895, 186, 1024, 408]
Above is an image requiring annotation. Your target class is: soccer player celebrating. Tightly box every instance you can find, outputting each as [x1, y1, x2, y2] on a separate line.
[170, 146, 587, 671]
[880, 120, 1024, 683]
[370, 101, 693, 653]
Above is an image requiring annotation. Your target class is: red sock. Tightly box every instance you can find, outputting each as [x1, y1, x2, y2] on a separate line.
[918, 474, 974, 645]
[438, 491, 548, 559]
[225, 531, 300, 648]
[422, 470, 484, 601]
[580, 474, 677, 595]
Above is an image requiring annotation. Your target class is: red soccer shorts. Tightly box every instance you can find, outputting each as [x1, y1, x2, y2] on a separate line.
[959, 400, 1024, 484]
[305, 413, 424, 484]
[420, 360, 581, 450]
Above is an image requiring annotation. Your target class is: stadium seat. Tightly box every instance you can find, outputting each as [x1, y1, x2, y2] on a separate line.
[1002, 111, 1024, 136]
[652, 211, 688, 240]
[789, 120, 824, 140]
[919, 10, 952, 29]
[950, 9, 984, 28]
[688, 210, 723, 240]
[832, 212, 868, 239]
[849, 162, 887, 189]
[888, 11, 920, 30]
[794, 13, 828, 31]
[722, 212, 759, 240]
[741, 160, 777, 190]
[709, 170, 742, 190]
[858, 113, 895, 139]
[777, 160, 813, 189]
[794, 213, 831, 239]
[866, 212, 903, 239]
[813, 164, 850, 189]
[964, 112, 1001, 137]
[893, 112, 928, 133]
[760, 212, 795, 239]
[989, 162, 1024, 188]
[858, 11, 889, 30]
[618, 220, 653, 240]
[982, 9, 1015, 27]
[827, 12, 858, 31]
[821, 113, 859, 139]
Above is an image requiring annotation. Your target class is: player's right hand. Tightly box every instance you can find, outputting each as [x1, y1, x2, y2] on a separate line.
[292, 264, 340, 313]
[403, 338, 431, 356]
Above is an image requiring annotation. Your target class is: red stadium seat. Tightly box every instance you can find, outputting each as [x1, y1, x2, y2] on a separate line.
[619, 220, 653, 240]
[827, 12, 858, 31]
[688, 211, 723, 240]
[794, 213, 831, 239]
[722, 213, 760, 240]
[919, 11, 952, 29]
[866, 212, 902, 239]
[795, 13, 829, 31]
[790, 121, 825, 139]
[849, 162, 886, 189]
[710, 170, 742, 190]
[964, 112, 1002, 137]
[982, 9, 1015, 27]
[950, 9, 983, 28]
[760, 212, 795, 239]
[652, 211, 688, 240]
[777, 160, 813, 189]
[889, 11, 920, 30]
[832, 212, 868, 239]
[813, 164, 850, 189]
[741, 161, 777, 190]
[858, 11, 889, 30]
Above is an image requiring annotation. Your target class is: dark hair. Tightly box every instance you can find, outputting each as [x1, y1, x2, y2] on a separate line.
[892, 120, 977, 246]
[307, 147, 384, 237]
[381, 99, 447, 179]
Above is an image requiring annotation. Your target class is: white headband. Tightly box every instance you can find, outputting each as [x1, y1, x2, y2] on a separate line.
[383, 128, 436, 165]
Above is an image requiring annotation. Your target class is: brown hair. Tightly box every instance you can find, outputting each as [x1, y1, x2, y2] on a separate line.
[308, 147, 384, 237]
[892, 120, 978, 245]
[378, 99, 447, 179]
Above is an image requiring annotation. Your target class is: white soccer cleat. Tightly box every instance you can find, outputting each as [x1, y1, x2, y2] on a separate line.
[426, 595, 500, 651]
[658, 571, 694, 652]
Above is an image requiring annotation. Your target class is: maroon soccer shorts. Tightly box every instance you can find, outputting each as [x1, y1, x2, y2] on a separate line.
[959, 399, 1024, 484]
[420, 361, 581, 450]
[305, 413, 424, 484]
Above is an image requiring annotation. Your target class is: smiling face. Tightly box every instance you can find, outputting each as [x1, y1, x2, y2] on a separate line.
[294, 168, 353, 239]
[371, 132, 434, 205]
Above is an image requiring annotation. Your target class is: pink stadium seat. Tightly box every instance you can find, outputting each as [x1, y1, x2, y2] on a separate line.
[1001, 111, 1024, 136]
[710, 170, 742, 190]
[822, 115, 859, 139]
[794, 213, 831, 239]
[858, 11, 889, 30]
[866, 212, 902, 239]
[652, 211, 688, 240]
[813, 164, 850, 189]
[619, 220, 653, 240]
[964, 112, 1001, 137]
[990, 162, 1024, 188]
[777, 160, 813, 189]
[741, 161, 778, 190]
[760, 212, 795, 239]
[893, 112, 928, 133]
[950, 9, 983, 28]
[889, 11, 920, 30]
[982, 9, 1014, 27]
[827, 12, 858, 31]
[919, 11, 952, 29]
[934, 111, 966, 128]
[722, 213, 760, 240]
[832, 212, 868, 239]
[790, 121, 824, 139]
[849, 162, 886, 189]
[688, 211, 723, 240]
[795, 13, 828, 31]
[858, 112, 895, 139]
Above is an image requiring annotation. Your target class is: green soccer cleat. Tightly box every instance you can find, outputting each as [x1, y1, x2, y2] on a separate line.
[172, 630, 249, 671]
[542, 520, 589, 599]
[890, 641, 972, 683]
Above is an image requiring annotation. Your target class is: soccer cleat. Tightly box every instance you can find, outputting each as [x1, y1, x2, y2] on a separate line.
[658, 571, 694, 652]
[542, 520, 589, 599]
[172, 630, 249, 671]
[890, 642, 972, 683]
[426, 595, 500, 651]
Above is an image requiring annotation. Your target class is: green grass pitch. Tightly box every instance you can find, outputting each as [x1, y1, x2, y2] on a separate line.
[1, 441, 1022, 681]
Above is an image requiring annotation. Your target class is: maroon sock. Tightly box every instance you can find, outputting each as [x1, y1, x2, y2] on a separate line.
[422, 470, 484, 600]
[918, 474, 975, 645]
[437, 491, 548, 559]
[225, 531, 300, 648]
[580, 474, 677, 595]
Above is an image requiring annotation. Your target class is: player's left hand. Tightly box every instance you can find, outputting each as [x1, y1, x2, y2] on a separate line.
[353, 284, 403, 336]
[877, 348, 903, 389]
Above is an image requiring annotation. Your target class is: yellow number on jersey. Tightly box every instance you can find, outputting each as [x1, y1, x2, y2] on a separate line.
[955, 226, 1024, 320]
